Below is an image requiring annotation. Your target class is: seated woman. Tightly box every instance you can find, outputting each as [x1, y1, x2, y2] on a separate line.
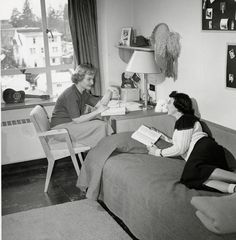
[148, 91, 236, 194]
[50, 63, 113, 148]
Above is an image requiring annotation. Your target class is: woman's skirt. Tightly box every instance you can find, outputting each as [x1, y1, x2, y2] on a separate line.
[180, 137, 229, 192]
[51, 119, 113, 148]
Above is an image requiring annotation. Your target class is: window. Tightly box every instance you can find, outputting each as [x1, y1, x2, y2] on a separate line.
[52, 47, 58, 53]
[1, 0, 74, 98]
[30, 48, 36, 54]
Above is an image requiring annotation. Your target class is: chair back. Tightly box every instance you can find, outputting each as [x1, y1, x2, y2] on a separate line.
[30, 105, 50, 133]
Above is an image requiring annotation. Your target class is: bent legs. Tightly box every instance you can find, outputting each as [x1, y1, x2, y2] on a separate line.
[204, 168, 236, 193]
[208, 168, 236, 182]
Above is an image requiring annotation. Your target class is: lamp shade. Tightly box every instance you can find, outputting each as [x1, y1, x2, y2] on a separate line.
[126, 50, 160, 74]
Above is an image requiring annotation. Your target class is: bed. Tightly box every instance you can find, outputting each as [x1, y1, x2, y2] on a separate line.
[78, 115, 236, 240]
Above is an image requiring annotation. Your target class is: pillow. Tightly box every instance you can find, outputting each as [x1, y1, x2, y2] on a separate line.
[191, 193, 236, 234]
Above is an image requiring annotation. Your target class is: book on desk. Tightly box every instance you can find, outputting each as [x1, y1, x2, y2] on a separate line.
[101, 106, 126, 116]
[101, 100, 142, 116]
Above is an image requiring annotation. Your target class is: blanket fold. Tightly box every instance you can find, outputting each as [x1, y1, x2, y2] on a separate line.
[77, 132, 147, 200]
[191, 193, 236, 234]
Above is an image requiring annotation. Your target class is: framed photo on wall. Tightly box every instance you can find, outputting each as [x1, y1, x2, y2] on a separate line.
[226, 43, 236, 89]
[120, 27, 132, 46]
[202, 0, 236, 31]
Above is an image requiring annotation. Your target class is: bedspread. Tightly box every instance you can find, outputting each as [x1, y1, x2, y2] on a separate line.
[76, 131, 236, 240]
[76, 132, 147, 200]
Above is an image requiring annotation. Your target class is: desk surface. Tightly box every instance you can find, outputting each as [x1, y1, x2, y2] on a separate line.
[110, 109, 166, 121]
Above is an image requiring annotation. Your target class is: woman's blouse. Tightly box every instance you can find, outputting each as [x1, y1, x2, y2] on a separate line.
[155, 115, 208, 161]
[50, 84, 99, 128]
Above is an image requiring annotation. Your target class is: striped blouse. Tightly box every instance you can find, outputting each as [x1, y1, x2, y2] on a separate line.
[155, 115, 208, 161]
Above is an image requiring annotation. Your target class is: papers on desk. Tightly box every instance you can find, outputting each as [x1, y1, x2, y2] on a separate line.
[107, 100, 142, 112]
[101, 100, 142, 116]
[101, 106, 126, 116]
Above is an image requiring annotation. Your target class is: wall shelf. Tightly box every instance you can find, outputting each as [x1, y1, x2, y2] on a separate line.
[116, 45, 154, 51]
[116, 45, 154, 63]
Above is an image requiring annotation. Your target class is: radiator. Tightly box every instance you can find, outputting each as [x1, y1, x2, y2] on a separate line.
[1, 118, 46, 165]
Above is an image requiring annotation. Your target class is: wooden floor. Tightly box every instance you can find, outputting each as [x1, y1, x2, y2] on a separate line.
[1, 157, 138, 240]
[2, 157, 86, 216]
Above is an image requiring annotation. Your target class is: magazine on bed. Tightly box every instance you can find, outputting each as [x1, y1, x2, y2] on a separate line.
[131, 125, 162, 146]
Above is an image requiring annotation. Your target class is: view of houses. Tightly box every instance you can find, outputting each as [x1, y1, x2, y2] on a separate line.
[1, 0, 74, 98]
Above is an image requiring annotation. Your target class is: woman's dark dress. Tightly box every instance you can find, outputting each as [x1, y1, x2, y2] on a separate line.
[177, 115, 229, 191]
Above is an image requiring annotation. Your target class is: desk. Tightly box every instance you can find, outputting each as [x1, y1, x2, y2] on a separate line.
[110, 109, 166, 133]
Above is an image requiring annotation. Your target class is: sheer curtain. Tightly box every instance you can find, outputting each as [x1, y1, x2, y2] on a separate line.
[68, 0, 101, 96]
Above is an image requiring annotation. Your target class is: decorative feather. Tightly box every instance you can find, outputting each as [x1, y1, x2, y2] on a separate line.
[151, 23, 181, 80]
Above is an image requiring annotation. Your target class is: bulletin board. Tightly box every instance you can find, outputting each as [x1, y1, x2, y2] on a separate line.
[226, 44, 236, 89]
[202, 0, 236, 31]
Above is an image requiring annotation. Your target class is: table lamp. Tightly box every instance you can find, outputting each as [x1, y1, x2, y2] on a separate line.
[126, 50, 160, 110]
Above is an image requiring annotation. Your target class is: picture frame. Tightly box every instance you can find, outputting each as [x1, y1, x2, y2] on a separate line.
[226, 43, 236, 89]
[120, 27, 132, 46]
[202, 0, 236, 31]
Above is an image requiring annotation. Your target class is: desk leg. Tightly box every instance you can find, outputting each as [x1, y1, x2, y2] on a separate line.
[111, 119, 117, 133]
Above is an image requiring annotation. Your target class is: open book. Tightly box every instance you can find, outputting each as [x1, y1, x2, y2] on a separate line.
[131, 125, 162, 146]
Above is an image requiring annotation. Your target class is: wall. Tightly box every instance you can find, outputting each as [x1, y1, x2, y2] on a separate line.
[98, 0, 236, 129]
[97, 0, 134, 91]
[1, 106, 54, 164]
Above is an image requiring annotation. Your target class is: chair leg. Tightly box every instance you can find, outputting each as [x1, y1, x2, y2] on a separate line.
[44, 159, 55, 192]
[77, 153, 84, 168]
[71, 154, 81, 177]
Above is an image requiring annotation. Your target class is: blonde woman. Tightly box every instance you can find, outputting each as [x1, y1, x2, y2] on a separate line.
[50, 64, 113, 148]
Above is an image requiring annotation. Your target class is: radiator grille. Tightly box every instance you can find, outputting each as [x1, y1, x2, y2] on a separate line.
[1, 118, 31, 127]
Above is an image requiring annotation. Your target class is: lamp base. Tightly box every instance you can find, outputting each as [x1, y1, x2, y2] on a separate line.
[141, 104, 154, 111]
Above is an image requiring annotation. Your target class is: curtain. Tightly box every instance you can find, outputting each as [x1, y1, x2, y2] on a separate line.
[68, 0, 101, 96]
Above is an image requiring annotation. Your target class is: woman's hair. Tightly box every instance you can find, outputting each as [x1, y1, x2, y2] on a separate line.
[71, 63, 96, 84]
[169, 91, 194, 115]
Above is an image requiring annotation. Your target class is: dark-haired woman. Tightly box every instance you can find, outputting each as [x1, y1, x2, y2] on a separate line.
[50, 64, 113, 148]
[148, 91, 236, 193]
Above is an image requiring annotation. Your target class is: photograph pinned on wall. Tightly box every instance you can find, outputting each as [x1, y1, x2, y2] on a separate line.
[226, 44, 236, 89]
[206, 8, 213, 19]
[220, 18, 229, 30]
[229, 48, 235, 59]
[119, 27, 132, 46]
[209, 20, 213, 29]
[220, 2, 226, 14]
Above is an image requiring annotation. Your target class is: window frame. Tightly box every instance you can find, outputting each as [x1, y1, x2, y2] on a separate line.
[1, 0, 73, 96]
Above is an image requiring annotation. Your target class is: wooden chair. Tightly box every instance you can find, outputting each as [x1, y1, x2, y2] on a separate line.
[30, 105, 90, 192]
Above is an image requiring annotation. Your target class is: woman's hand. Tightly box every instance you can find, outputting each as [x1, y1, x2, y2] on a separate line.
[147, 145, 158, 156]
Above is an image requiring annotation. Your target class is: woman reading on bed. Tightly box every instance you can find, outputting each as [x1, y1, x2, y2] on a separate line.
[148, 91, 236, 194]
[50, 63, 113, 148]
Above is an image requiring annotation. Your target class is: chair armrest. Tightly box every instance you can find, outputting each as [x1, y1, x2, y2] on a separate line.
[38, 129, 68, 137]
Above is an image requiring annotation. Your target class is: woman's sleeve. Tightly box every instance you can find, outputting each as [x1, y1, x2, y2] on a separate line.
[160, 133, 173, 143]
[155, 128, 193, 157]
[86, 93, 100, 107]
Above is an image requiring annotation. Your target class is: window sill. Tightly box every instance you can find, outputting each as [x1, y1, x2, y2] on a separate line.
[1, 98, 56, 111]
